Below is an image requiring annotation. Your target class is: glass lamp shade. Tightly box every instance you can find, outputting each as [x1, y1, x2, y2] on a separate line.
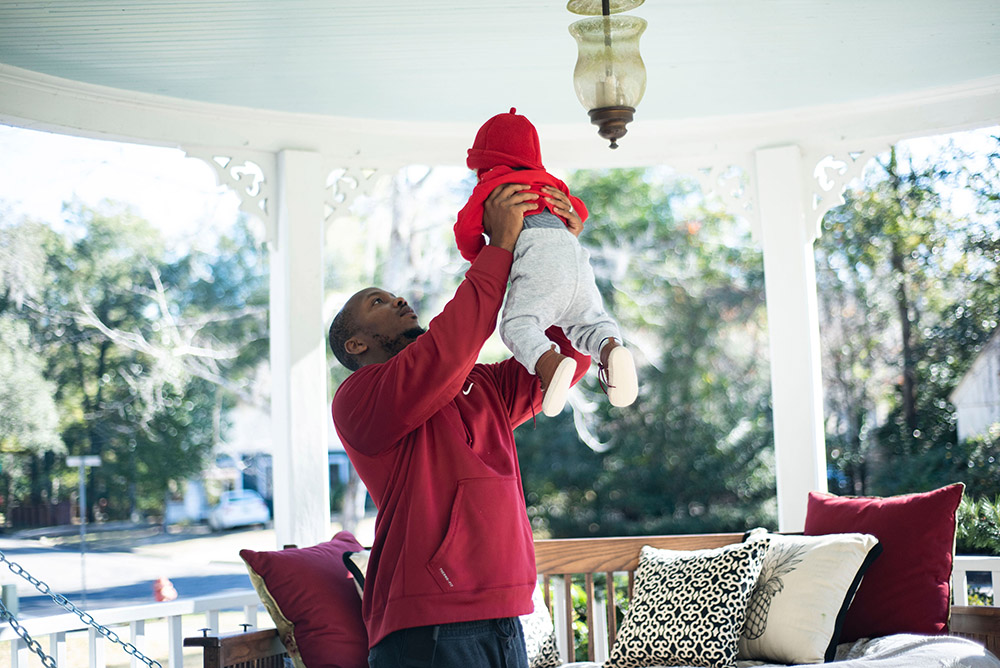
[566, 0, 644, 16]
[569, 15, 647, 147]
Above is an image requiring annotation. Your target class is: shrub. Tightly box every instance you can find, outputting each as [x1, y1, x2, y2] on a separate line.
[956, 494, 1000, 555]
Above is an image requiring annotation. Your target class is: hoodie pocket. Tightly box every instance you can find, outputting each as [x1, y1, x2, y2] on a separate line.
[427, 476, 536, 594]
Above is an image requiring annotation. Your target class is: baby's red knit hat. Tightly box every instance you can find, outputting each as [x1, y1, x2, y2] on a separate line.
[467, 108, 544, 172]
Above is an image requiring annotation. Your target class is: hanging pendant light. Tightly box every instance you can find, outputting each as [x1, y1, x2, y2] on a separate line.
[568, 0, 647, 149]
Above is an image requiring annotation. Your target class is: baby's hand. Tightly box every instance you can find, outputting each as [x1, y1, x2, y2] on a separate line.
[542, 186, 583, 237]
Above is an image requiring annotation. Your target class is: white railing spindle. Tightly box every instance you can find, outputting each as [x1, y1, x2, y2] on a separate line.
[206, 609, 220, 636]
[11, 638, 30, 668]
[88, 627, 107, 668]
[167, 615, 184, 668]
[130, 620, 146, 668]
[50, 631, 67, 666]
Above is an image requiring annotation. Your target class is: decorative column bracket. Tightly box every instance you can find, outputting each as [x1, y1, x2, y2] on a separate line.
[802, 142, 888, 241]
[692, 160, 761, 241]
[324, 164, 390, 223]
[684, 141, 889, 246]
[184, 148, 277, 247]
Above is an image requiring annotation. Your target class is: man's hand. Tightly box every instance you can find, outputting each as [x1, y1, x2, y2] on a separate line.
[541, 186, 584, 237]
[484, 183, 537, 252]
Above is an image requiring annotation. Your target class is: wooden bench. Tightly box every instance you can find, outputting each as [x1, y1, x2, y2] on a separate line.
[185, 532, 1000, 667]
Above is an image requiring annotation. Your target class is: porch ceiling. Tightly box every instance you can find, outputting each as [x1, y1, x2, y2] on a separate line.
[1, 0, 998, 125]
[1, 1, 999, 167]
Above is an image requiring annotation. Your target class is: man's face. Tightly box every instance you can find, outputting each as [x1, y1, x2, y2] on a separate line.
[347, 288, 425, 361]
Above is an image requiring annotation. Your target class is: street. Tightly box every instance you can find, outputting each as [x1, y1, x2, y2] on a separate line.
[0, 520, 374, 619]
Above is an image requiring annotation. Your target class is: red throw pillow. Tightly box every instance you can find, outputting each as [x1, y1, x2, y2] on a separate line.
[803, 483, 964, 642]
[240, 531, 369, 668]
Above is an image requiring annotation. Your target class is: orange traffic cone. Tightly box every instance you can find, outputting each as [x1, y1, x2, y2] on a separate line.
[153, 576, 178, 602]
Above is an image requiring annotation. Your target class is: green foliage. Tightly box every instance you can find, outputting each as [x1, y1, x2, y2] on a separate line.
[0, 316, 63, 455]
[818, 137, 1000, 496]
[956, 492, 1000, 556]
[0, 202, 268, 519]
[518, 168, 776, 537]
[968, 589, 995, 606]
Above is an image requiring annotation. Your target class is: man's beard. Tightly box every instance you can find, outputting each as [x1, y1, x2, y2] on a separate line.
[373, 326, 425, 358]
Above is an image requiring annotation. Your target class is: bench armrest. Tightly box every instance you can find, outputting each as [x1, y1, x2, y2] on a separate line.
[951, 605, 1000, 656]
[184, 628, 287, 668]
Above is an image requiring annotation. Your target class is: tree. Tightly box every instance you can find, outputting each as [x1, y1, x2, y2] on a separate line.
[817, 135, 1000, 496]
[518, 168, 776, 537]
[0, 316, 64, 510]
[0, 201, 269, 519]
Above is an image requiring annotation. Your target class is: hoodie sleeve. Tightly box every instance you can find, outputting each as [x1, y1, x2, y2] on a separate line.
[332, 246, 512, 454]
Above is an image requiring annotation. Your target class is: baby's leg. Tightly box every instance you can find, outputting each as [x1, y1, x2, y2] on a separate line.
[558, 239, 638, 407]
[499, 228, 577, 372]
[558, 240, 621, 358]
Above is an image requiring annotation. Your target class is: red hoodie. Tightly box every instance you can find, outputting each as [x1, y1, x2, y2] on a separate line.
[454, 108, 589, 263]
[332, 246, 590, 648]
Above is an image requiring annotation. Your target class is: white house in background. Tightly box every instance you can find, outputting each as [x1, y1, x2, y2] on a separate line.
[220, 403, 352, 496]
[951, 331, 1000, 442]
[167, 404, 352, 525]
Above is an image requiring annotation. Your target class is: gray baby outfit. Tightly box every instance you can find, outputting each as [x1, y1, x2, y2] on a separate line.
[500, 211, 622, 373]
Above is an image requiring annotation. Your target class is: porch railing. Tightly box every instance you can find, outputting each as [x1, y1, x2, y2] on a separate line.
[954, 554, 999, 605]
[0, 591, 263, 668]
[0, 555, 996, 668]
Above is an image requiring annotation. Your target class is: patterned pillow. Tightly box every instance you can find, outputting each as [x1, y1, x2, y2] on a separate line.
[738, 530, 882, 664]
[522, 585, 561, 668]
[606, 539, 769, 668]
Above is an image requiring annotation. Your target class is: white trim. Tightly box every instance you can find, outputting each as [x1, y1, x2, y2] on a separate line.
[755, 145, 828, 532]
[2, 64, 998, 169]
[269, 150, 332, 549]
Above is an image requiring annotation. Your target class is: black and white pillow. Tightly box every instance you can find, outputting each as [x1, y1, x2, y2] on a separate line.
[606, 539, 769, 668]
[521, 585, 561, 668]
[738, 529, 882, 664]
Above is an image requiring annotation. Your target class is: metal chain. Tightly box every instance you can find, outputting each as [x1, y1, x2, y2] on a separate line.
[0, 550, 162, 668]
[0, 599, 58, 668]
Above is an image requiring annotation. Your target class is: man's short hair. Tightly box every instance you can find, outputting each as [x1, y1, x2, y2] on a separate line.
[329, 306, 361, 371]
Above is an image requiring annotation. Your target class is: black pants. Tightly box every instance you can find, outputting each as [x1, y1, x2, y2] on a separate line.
[369, 618, 528, 668]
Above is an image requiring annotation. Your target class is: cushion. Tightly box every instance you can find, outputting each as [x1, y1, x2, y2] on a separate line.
[606, 539, 770, 668]
[522, 585, 561, 668]
[738, 529, 882, 664]
[803, 482, 964, 641]
[240, 531, 369, 668]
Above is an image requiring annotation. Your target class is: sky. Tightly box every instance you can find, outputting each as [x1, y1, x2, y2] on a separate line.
[0, 124, 243, 252]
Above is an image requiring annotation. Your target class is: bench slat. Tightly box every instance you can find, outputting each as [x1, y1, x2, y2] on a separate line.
[534, 533, 745, 574]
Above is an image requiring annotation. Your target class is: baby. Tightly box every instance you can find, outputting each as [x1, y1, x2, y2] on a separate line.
[454, 108, 638, 416]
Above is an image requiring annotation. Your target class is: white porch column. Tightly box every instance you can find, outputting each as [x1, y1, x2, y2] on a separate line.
[270, 149, 331, 548]
[754, 145, 828, 531]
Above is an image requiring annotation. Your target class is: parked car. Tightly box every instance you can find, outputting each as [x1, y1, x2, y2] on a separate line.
[207, 489, 271, 531]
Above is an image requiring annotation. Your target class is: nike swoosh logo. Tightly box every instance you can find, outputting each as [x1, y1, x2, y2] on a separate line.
[462, 382, 474, 395]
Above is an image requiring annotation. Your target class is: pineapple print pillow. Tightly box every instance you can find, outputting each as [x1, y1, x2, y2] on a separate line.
[606, 539, 769, 668]
[738, 530, 882, 664]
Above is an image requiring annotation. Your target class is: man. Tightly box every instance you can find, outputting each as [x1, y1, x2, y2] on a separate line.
[329, 183, 591, 667]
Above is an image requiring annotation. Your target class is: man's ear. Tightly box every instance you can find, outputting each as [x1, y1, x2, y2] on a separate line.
[344, 337, 368, 356]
